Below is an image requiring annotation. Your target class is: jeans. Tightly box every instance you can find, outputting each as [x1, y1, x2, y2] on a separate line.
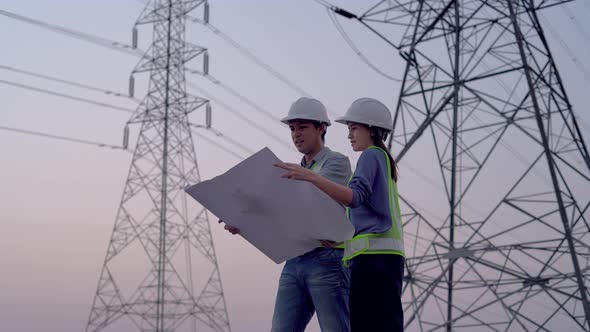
[271, 248, 350, 332]
[350, 254, 404, 332]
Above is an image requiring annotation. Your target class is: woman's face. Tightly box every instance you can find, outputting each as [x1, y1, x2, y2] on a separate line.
[347, 122, 373, 152]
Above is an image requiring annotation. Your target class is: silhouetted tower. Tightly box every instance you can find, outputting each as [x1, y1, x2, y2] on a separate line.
[328, 0, 590, 330]
[87, 1, 229, 331]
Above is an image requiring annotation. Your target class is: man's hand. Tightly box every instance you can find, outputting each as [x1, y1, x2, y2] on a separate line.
[319, 239, 344, 249]
[218, 219, 240, 235]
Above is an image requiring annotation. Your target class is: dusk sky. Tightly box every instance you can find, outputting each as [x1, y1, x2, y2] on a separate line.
[2, 1, 590, 331]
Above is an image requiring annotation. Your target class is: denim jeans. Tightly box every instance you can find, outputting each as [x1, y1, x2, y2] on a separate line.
[271, 248, 350, 332]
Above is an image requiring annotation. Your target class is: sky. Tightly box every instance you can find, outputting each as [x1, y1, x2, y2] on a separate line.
[1, 0, 590, 331]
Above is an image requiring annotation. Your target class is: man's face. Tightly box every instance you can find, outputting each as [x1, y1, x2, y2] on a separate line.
[288, 120, 324, 154]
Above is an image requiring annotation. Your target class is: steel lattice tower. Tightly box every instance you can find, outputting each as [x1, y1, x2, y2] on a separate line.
[86, 1, 230, 331]
[330, 0, 590, 330]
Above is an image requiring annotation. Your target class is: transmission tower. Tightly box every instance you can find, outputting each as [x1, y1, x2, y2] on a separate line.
[328, 0, 590, 330]
[86, 1, 230, 331]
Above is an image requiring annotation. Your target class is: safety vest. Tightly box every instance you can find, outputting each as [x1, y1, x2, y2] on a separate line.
[309, 158, 326, 173]
[343, 146, 405, 264]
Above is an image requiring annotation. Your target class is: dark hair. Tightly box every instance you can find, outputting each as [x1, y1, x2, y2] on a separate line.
[370, 127, 398, 182]
[312, 121, 327, 142]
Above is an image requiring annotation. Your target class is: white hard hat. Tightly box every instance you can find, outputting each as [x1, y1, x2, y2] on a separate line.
[335, 98, 393, 131]
[281, 97, 331, 126]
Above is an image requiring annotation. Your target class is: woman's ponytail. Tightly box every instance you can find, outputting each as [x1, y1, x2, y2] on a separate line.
[371, 127, 398, 182]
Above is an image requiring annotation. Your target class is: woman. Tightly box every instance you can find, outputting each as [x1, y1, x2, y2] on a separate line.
[275, 98, 405, 332]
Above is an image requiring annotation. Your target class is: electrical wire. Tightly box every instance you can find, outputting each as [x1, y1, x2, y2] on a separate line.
[204, 74, 281, 122]
[0, 124, 249, 161]
[192, 129, 245, 160]
[207, 127, 256, 155]
[0, 64, 140, 102]
[313, 0, 336, 7]
[0, 9, 142, 56]
[538, 14, 590, 84]
[326, 8, 402, 82]
[561, 5, 590, 45]
[187, 16, 317, 100]
[0, 7, 309, 151]
[187, 81, 296, 152]
[0, 125, 127, 150]
[189, 123, 255, 155]
[0, 79, 135, 114]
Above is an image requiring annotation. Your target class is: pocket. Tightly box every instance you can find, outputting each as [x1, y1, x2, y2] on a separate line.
[316, 249, 343, 266]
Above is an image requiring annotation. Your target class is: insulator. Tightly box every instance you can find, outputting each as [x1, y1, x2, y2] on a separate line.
[204, 2, 210, 24]
[128, 75, 135, 97]
[123, 125, 130, 150]
[203, 52, 209, 75]
[132, 27, 138, 49]
[206, 103, 212, 129]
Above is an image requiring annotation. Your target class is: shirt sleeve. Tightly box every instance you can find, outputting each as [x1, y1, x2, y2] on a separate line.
[318, 153, 352, 186]
[348, 149, 381, 208]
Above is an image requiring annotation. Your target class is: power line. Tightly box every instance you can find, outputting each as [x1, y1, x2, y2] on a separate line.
[0, 81, 253, 160]
[0, 125, 126, 150]
[186, 15, 344, 116]
[561, 5, 590, 45]
[192, 129, 246, 161]
[187, 71, 297, 140]
[187, 81, 296, 152]
[312, 0, 402, 82]
[575, 114, 590, 137]
[189, 123, 255, 155]
[137, 0, 323, 120]
[2, 5, 296, 155]
[536, 14, 590, 134]
[204, 74, 282, 122]
[207, 127, 256, 155]
[1, 7, 301, 152]
[0, 66, 257, 157]
[0, 79, 135, 113]
[189, 15, 305, 95]
[312, 0, 337, 9]
[139, 0, 341, 117]
[0, 64, 140, 102]
[538, 14, 590, 84]
[0, 9, 141, 55]
[326, 8, 401, 82]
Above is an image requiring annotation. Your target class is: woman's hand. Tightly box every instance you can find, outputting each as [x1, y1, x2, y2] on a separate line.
[274, 163, 319, 183]
[275, 162, 354, 206]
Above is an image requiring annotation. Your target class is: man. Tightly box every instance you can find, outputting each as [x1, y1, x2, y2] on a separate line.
[221, 97, 352, 332]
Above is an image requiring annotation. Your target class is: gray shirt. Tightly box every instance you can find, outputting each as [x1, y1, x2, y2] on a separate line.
[300, 147, 352, 187]
[300, 147, 352, 252]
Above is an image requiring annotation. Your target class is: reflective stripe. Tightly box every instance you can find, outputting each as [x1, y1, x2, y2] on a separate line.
[344, 235, 405, 260]
[344, 146, 404, 264]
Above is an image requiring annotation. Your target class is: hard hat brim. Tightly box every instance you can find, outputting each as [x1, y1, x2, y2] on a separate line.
[281, 116, 331, 126]
[335, 116, 392, 131]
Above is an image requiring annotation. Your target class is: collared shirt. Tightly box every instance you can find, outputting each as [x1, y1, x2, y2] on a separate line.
[300, 147, 351, 253]
[300, 147, 351, 187]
